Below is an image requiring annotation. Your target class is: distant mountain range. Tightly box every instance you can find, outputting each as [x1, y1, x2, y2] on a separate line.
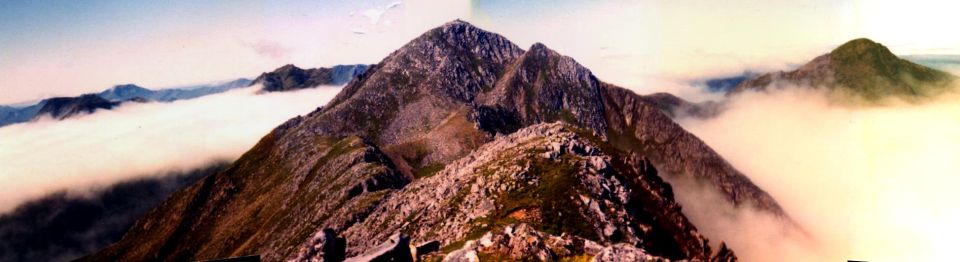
[98, 78, 252, 102]
[0, 79, 251, 127]
[0, 63, 373, 128]
[83, 20, 780, 262]
[730, 38, 957, 99]
[251, 64, 370, 92]
[693, 72, 758, 93]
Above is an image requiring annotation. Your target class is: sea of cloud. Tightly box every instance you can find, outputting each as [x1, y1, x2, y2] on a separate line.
[674, 85, 960, 261]
[0, 85, 342, 213]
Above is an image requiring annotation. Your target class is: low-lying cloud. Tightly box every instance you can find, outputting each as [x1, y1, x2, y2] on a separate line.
[0, 86, 342, 213]
[676, 86, 960, 261]
[0, 163, 227, 262]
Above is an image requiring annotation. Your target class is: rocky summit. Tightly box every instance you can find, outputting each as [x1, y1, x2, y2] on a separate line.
[730, 38, 956, 100]
[85, 20, 784, 261]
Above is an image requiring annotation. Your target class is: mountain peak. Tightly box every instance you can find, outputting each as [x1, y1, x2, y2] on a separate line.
[276, 64, 303, 73]
[528, 42, 549, 52]
[830, 37, 900, 67]
[416, 19, 511, 50]
[432, 19, 480, 35]
[440, 18, 471, 28]
[833, 38, 887, 54]
[99, 84, 154, 101]
[732, 38, 955, 99]
[109, 84, 148, 91]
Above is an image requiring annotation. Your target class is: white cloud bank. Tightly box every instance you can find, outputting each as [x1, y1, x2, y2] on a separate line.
[677, 87, 960, 261]
[0, 86, 342, 213]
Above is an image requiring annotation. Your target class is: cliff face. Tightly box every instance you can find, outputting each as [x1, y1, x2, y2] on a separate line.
[731, 38, 956, 100]
[85, 20, 782, 261]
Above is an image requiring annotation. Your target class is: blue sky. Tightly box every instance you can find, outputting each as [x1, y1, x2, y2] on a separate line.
[1, 0, 958, 104]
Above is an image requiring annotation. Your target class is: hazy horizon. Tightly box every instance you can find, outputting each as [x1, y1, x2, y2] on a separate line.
[3, 0, 959, 104]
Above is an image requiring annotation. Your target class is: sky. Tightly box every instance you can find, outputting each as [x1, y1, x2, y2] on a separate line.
[1, 0, 959, 104]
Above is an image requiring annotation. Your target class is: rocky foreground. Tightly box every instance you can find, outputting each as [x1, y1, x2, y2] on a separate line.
[293, 123, 736, 261]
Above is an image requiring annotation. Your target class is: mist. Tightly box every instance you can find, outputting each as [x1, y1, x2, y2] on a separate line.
[0, 163, 227, 262]
[674, 86, 960, 261]
[0, 85, 343, 213]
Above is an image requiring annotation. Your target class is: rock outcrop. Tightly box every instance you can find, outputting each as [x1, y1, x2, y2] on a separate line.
[296, 123, 736, 261]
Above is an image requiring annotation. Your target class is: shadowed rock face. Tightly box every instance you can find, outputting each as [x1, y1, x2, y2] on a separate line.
[253, 64, 370, 92]
[730, 38, 956, 100]
[85, 20, 782, 261]
[33, 94, 118, 120]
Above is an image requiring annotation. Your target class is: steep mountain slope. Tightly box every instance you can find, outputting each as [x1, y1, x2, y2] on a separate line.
[86, 20, 781, 261]
[32, 94, 119, 120]
[252, 64, 370, 92]
[731, 38, 956, 99]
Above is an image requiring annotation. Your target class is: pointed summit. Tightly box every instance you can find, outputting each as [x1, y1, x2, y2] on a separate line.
[829, 38, 954, 98]
[440, 18, 470, 28]
[831, 38, 894, 58]
[731, 38, 956, 99]
[430, 19, 482, 37]
[397, 19, 522, 67]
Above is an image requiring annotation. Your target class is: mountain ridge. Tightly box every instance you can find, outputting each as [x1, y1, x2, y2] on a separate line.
[98, 78, 253, 102]
[252, 64, 370, 92]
